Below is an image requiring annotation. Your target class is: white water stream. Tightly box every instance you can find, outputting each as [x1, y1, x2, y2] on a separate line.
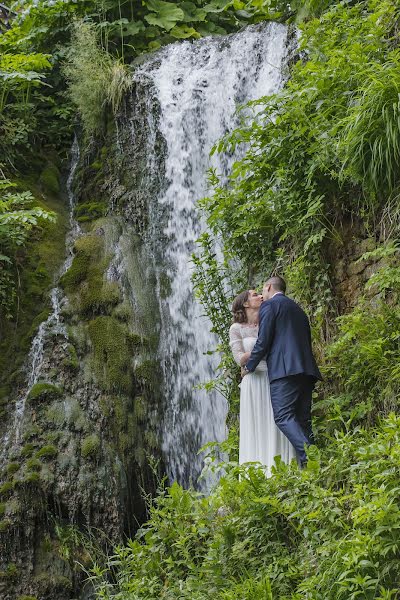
[133, 22, 289, 486]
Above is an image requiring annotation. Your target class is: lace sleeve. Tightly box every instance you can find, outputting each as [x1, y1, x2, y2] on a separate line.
[229, 324, 245, 366]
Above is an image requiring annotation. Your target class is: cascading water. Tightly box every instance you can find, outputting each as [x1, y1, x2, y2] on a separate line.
[131, 22, 290, 487]
[0, 139, 81, 463]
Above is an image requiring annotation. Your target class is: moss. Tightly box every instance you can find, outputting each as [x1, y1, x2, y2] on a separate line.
[0, 519, 12, 532]
[81, 434, 100, 459]
[79, 278, 120, 316]
[0, 481, 14, 496]
[39, 163, 60, 194]
[35, 445, 57, 459]
[23, 471, 41, 484]
[0, 563, 18, 579]
[6, 462, 20, 476]
[21, 443, 35, 457]
[74, 234, 104, 256]
[144, 430, 158, 449]
[18, 596, 39, 600]
[27, 382, 63, 402]
[22, 424, 42, 441]
[129, 332, 149, 348]
[112, 301, 133, 323]
[62, 343, 79, 370]
[26, 458, 42, 471]
[88, 316, 132, 392]
[61, 232, 121, 317]
[134, 360, 157, 386]
[0, 503, 5, 517]
[59, 252, 91, 291]
[74, 201, 107, 223]
[134, 395, 146, 422]
[45, 404, 66, 427]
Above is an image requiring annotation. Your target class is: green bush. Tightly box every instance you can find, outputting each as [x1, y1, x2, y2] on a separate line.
[91, 415, 400, 600]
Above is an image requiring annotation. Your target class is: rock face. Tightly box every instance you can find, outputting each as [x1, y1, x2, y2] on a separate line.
[0, 78, 166, 600]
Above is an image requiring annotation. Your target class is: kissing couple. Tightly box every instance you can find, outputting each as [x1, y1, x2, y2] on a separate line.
[229, 275, 322, 472]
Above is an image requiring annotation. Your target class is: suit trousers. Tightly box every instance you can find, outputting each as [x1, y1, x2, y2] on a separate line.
[269, 374, 315, 464]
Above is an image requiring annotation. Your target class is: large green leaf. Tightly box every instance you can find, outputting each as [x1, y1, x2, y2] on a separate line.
[180, 2, 208, 23]
[170, 25, 201, 39]
[196, 21, 227, 35]
[202, 0, 233, 13]
[144, 0, 185, 32]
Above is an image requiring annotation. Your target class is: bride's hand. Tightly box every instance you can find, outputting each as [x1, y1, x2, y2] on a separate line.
[240, 352, 250, 366]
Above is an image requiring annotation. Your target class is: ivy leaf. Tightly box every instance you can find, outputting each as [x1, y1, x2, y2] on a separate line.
[144, 0, 185, 32]
[170, 25, 201, 39]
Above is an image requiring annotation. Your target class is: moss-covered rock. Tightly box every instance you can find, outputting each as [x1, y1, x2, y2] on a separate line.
[62, 343, 79, 370]
[59, 252, 91, 291]
[79, 278, 120, 316]
[80, 434, 100, 459]
[74, 201, 107, 223]
[0, 519, 12, 532]
[87, 316, 133, 392]
[20, 443, 35, 457]
[0, 562, 18, 580]
[0, 481, 14, 496]
[6, 462, 20, 476]
[35, 445, 57, 459]
[26, 458, 42, 472]
[134, 359, 157, 387]
[27, 382, 63, 402]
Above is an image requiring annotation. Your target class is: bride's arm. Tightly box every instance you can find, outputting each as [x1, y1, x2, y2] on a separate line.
[229, 325, 248, 366]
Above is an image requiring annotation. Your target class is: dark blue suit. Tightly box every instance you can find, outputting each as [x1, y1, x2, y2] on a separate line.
[246, 293, 322, 464]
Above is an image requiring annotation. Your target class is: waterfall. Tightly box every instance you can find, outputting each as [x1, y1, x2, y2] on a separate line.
[129, 22, 289, 487]
[0, 139, 81, 463]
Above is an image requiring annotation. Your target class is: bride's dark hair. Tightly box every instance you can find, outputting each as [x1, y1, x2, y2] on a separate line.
[232, 290, 249, 323]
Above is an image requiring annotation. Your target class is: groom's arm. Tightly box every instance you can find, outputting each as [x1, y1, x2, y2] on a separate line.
[245, 302, 276, 373]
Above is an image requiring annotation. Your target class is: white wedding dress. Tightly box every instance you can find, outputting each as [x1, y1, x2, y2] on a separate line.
[229, 323, 296, 473]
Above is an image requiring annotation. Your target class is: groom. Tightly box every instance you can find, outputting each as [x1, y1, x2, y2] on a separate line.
[243, 276, 322, 466]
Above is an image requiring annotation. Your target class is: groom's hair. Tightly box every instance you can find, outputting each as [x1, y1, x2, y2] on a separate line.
[266, 275, 286, 293]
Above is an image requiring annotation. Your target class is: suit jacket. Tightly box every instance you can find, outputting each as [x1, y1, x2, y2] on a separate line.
[246, 293, 322, 383]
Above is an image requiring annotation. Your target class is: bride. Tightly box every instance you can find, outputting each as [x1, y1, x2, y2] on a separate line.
[229, 290, 296, 472]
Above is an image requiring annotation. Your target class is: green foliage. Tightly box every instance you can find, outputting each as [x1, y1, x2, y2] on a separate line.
[0, 179, 56, 319]
[64, 20, 131, 134]
[315, 299, 400, 434]
[81, 434, 100, 459]
[90, 415, 400, 599]
[197, 0, 400, 318]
